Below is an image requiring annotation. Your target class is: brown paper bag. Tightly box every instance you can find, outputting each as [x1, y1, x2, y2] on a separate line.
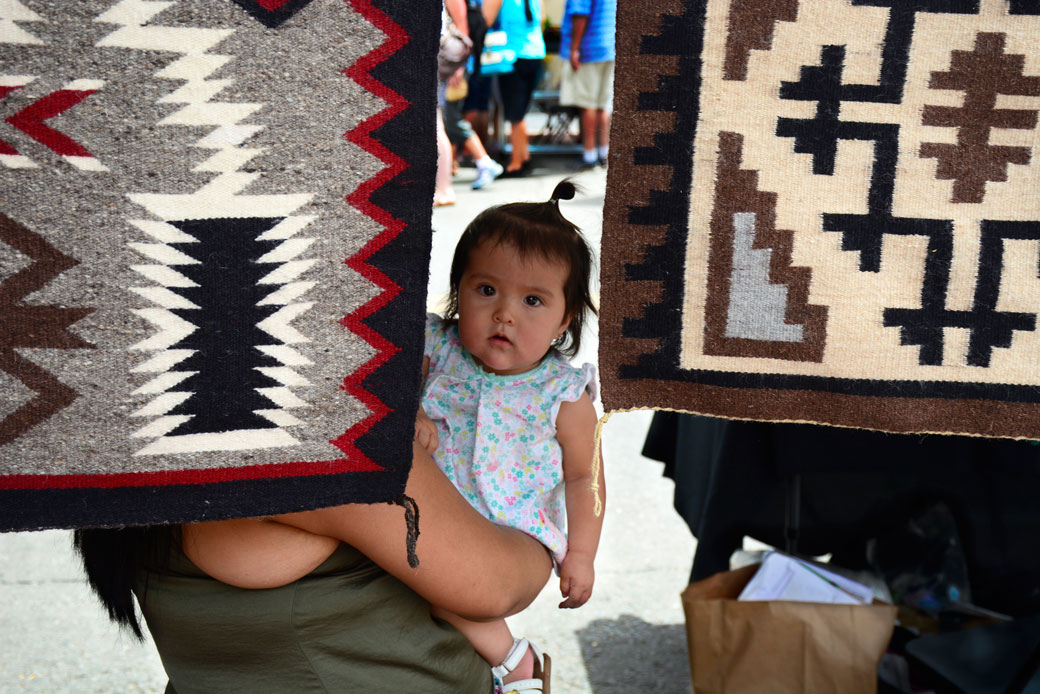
[682, 564, 897, 694]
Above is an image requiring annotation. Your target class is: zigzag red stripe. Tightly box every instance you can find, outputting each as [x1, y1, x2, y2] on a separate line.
[332, 0, 411, 463]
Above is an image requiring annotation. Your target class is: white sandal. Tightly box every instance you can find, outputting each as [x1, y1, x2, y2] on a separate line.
[492, 637, 551, 694]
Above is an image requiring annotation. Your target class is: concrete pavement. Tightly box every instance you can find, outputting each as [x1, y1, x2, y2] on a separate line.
[0, 159, 698, 693]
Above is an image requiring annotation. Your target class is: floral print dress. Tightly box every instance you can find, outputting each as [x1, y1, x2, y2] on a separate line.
[423, 314, 597, 563]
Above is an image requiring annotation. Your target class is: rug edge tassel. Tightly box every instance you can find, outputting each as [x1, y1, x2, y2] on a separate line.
[393, 493, 421, 568]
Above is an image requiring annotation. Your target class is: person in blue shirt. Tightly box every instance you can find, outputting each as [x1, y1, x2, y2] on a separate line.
[559, 0, 616, 168]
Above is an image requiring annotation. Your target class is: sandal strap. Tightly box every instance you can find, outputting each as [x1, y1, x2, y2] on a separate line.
[502, 650, 549, 694]
[500, 677, 543, 694]
[491, 637, 530, 680]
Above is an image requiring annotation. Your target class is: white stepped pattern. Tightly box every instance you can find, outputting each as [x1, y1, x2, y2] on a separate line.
[96, 0, 318, 456]
[0, 0, 44, 46]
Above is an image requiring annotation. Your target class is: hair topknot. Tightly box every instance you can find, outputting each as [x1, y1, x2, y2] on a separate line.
[550, 179, 577, 204]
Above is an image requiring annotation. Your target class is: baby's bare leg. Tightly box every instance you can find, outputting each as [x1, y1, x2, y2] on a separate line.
[179, 446, 551, 615]
[431, 607, 535, 683]
[274, 443, 554, 620]
[182, 518, 339, 589]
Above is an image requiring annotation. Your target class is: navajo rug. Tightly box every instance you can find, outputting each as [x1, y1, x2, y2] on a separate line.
[602, 0, 1040, 439]
[0, 0, 437, 530]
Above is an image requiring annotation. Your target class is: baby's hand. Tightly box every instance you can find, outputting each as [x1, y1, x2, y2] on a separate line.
[414, 408, 439, 454]
[558, 550, 595, 609]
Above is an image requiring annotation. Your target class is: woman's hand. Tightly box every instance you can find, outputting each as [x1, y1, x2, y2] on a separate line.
[415, 407, 439, 454]
[448, 66, 465, 89]
[558, 549, 595, 608]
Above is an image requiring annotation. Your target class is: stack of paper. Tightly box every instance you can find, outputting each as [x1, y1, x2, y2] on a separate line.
[738, 552, 875, 605]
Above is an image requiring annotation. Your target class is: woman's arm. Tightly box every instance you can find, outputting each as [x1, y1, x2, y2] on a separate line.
[555, 392, 604, 608]
[567, 14, 589, 71]
[482, 0, 502, 27]
[444, 0, 469, 36]
[272, 442, 552, 620]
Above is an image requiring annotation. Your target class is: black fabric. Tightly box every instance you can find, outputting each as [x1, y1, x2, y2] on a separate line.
[462, 72, 493, 112]
[467, 0, 488, 76]
[498, 58, 543, 123]
[645, 413, 1040, 617]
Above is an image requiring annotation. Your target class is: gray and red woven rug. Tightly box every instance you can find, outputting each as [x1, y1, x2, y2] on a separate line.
[602, 0, 1040, 439]
[0, 0, 437, 530]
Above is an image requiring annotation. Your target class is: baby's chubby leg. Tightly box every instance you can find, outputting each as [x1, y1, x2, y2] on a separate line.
[430, 607, 535, 683]
[274, 443, 554, 620]
[181, 518, 339, 589]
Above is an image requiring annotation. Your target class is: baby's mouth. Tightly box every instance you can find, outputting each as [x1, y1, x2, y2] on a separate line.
[489, 334, 511, 346]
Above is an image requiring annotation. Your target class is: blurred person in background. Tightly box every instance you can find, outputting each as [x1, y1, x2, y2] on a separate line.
[435, 0, 471, 206]
[444, 89, 505, 190]
[559, 0, 615, 169]
[461, 0, 494, 158]
[443, 0, 505, 191]
[483, 0, 546, 177]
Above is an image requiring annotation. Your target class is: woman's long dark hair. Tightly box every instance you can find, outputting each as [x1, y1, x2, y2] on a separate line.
[73, 525, 175, 639]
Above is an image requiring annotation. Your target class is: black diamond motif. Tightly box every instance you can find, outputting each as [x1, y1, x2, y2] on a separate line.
[165, 217, 287, 435]
[230, 0, 317, 28]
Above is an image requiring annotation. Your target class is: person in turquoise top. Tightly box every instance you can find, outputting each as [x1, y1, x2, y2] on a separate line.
[483, 0, 546, 176]
[415, 180, 605, 693]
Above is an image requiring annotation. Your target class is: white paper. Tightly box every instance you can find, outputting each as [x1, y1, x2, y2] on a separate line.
[737, 552, 872, 605]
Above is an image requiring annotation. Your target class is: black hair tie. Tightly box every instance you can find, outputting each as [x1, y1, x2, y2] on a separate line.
[549, 178, 577, 205]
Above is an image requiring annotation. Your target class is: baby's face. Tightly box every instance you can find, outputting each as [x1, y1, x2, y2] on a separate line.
[456, 242, 571, 376]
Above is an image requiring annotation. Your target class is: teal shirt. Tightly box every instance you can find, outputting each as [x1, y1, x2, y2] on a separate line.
[496, 0, 546, 60]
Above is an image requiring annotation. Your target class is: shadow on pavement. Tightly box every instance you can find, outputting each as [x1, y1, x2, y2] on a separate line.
[577, 615, 691, 694]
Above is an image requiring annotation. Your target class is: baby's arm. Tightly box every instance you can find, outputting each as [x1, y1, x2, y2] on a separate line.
[415, 356, 438, 453]
[556, 391, 604, 609]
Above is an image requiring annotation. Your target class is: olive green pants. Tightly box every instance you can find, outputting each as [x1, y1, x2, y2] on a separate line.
[137, 542, 492, 694]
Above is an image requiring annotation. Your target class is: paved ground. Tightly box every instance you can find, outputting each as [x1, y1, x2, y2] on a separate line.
[0, 159, 699, 693]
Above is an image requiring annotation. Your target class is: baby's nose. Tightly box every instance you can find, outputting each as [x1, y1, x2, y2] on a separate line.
[493, 306, 514, 324]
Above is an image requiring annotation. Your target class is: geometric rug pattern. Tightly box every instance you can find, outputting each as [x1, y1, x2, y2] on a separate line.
[0, 0, 437, 530]
[601, 0, 1040, 439]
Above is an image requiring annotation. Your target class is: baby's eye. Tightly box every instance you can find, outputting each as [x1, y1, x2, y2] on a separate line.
[523, 295, 542, 307]
[478, 284, 495, 297]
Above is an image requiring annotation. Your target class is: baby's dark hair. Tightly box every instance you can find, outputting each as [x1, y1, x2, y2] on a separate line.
[446, 179, 597, 357]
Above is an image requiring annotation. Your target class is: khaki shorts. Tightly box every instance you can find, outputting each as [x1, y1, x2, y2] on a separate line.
[559, 59, 614, 110]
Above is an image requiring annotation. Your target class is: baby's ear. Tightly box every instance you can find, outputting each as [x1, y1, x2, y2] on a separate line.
[558, 313, 574, 337]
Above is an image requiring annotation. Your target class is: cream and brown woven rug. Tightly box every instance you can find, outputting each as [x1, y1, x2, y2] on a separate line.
[602, 0, 1040, 438]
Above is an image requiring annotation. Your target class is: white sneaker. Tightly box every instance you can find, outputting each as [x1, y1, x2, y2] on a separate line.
[472, 160, 504, 190]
